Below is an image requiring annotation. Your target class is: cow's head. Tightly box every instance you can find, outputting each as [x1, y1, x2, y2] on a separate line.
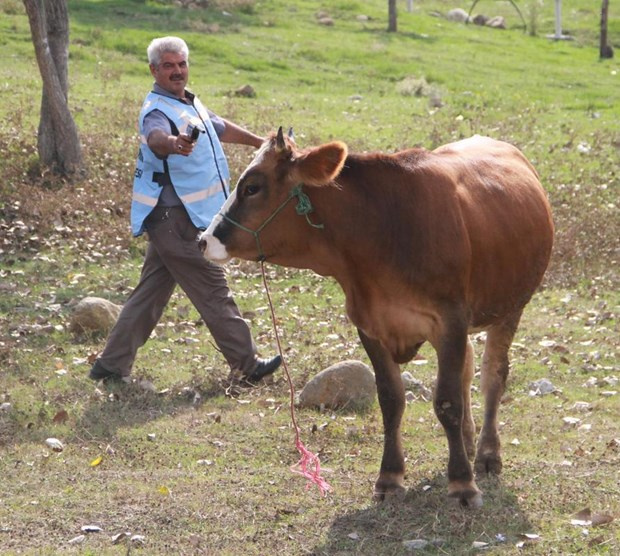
[199, 127, 347, 264]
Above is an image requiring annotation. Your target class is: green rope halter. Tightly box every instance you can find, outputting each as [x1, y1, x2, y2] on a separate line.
[221, 184, 324, 262]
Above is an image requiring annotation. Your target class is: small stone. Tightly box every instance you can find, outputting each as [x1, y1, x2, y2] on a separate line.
[234, 84, 256, 98]
[70, 297, 122, 337]
[528, 378, 556, 396]
[403, 539, 429, 550]
[563, 416, 581, 426]
[298, 360, 376, 410]
[45, 438, 64, 452]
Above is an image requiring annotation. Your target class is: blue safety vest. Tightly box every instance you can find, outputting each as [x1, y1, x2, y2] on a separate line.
[131, 91, 230, 236]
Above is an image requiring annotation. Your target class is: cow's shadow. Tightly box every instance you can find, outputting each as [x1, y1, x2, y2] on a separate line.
[313, 473, 531, 555]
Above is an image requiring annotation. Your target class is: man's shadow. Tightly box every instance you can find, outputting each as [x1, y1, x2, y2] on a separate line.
[313, 473, 532, 554]
[70, 377, 231, 445]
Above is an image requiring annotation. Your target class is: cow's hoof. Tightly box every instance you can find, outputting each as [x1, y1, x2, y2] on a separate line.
[373, 484, 407, 502]
[455, 491, 483, 509]
[474, 453, 503, 475]
[448, 480, 482, 509]
[373, 471, 406, 502]
[373, 475, 406, 502]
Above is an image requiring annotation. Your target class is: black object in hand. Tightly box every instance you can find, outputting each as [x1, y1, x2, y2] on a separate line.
[188, 125, 201, 142]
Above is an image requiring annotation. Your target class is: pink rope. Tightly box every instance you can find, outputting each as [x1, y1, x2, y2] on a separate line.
[260, 261, 332, 496]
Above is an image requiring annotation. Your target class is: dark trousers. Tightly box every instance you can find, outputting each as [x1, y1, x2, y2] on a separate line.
[98, 206, 257, 377]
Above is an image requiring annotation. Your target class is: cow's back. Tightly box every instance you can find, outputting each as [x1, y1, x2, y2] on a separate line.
[430, 136, 554, 327]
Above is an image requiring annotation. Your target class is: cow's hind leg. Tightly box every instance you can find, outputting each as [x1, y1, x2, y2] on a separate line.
[434, 319, 482, 507]
[358, 329, 406, 501]
[462, 338, 476, 460]
[475, 311, 522, 475]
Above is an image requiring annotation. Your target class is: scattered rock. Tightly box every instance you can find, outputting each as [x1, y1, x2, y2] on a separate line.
[528, 378, 556, 396]
[486, 16, 506, 29]
[396, 76, 432, 97]
[401, 372, 433, 399]
[446, 8, 469, 23]
[45, 438, 64, 452]
[318, 17, 334, 26]
[70, 296, 122, 337]
[298, 360, 376, 410]
[403, 539, 430, 550]
[234, 84, 256, 98]
[472, 14, 488, 26]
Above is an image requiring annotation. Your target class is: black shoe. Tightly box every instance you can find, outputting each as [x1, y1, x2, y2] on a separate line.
[246, 355, 282, 383]
[88, 359, 125, 382]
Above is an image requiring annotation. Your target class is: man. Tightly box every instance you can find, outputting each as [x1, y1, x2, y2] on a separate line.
[89, 36, 281, 384]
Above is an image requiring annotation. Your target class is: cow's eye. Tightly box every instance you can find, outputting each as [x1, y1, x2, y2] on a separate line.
[244, 184, 260, 197]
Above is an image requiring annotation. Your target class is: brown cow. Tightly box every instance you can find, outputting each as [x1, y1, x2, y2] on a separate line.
[199, 128, 554, 507]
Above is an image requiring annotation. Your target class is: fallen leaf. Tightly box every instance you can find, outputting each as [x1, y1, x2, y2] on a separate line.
[402, 539, 429, 549]
[111, 531, 131, 544]
[67, 535, 86, 545]
[90, 455, 103, 467]
[591, 512, 614, 527]
[130, 534, 146, 545]
[81, 525, 103, 533]
[52, 410, 69, 424]
[517, 533, 540, 541]
[158, 485, 171, 496]
[571, 507, 591, 526]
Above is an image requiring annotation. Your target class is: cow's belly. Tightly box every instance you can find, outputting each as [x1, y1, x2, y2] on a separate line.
[346, 295, 440, 364]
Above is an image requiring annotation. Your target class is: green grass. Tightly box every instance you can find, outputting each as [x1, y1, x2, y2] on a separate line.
[1, 0, 619, 554]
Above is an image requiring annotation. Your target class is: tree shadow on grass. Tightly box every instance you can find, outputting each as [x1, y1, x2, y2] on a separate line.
[313, 474, 532, 555]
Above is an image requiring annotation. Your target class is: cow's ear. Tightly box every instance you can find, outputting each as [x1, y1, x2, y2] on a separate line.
[294, 141, 348, 186]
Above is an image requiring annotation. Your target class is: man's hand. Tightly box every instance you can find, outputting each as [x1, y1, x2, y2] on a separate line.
[147, 129, 195, 157]
[172, 133, 195, 156]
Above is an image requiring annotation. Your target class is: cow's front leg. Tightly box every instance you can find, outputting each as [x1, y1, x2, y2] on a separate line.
[358, 329, 406, 501]
[434, 321, 482, 507]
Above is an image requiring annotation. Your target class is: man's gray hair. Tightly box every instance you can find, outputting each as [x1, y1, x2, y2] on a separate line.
[147, 36, 189, 66]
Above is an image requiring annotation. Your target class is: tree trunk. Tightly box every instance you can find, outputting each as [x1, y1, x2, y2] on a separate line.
[388, 0, 397, 32]
[23, 0, 83, 179]
[600, 0, 614, 59]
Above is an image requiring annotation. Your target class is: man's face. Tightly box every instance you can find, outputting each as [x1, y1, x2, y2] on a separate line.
[150, 51, 189, 97]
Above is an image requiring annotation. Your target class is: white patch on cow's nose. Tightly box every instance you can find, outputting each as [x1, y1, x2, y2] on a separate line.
[199, 228, 230, 264]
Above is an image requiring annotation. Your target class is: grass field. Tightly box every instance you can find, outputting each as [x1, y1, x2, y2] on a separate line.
[0, 0, 619, 554]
